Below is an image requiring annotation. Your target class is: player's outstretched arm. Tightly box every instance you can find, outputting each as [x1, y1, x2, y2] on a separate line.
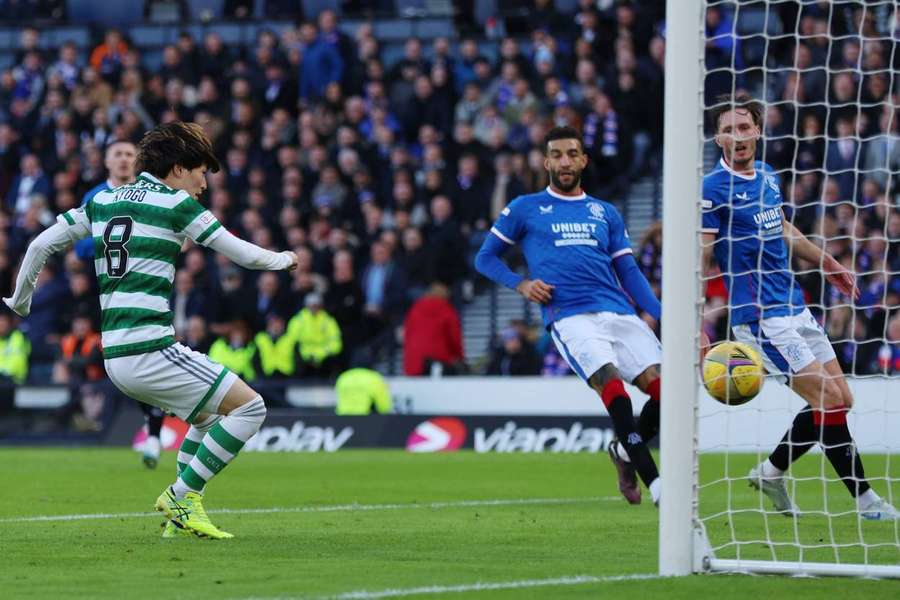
[474, 232, 524, 290]
[782, 217, 858, 299]
[612, 253, 661, 320]
[3, 222, 79, 316]
[474, 233, 554, 304]
[207, 230, 297, 271]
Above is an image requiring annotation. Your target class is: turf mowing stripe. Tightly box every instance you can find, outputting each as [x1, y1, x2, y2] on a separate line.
[324, 574, 663, 599]
[0, 496, 620, 524]
[237, 574, 662, 600]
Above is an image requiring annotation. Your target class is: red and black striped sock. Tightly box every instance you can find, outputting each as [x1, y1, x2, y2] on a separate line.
[601, 379, 659, 488]
[637, 377, 660, 443]
[816, 408, 870, 498]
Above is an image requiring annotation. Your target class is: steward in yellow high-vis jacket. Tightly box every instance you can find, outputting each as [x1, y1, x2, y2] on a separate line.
[335, 367, 392, 415]
[208, 321, 256, 381]
[288, 293, 342, 378]
[253, 315, 297, 378]
[0, 313, 29, 384]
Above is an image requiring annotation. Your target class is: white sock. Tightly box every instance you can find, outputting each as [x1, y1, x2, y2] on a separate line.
[172, 396, 266, 498]
[144, 435, 161, 454]
[649, 478, 661, 504]
[615, 441, 631, 463]
[760, 459, 783, 479]
[857, 488, 880, 511]
[176, 414, 221, 482]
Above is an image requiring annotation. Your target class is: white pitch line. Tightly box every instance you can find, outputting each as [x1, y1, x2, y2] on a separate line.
[239, 573, 662, 600]
[0, 496, 620, 524]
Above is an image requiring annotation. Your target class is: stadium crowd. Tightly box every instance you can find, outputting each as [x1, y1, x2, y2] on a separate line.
[0, 0, 899, 404]
[0, 0, 667, 390]
[697, 2, 900, 376]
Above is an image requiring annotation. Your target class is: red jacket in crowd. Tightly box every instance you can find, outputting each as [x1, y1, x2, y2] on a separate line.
[403, 292, 463, 376]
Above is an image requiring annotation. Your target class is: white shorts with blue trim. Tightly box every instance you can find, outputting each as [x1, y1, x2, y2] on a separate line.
[550, 312, 661, 383]
[731, 308, 836, 378]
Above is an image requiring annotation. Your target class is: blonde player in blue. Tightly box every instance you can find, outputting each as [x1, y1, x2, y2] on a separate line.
[702, 93, 897, 520]
[476, 126, 666, 506]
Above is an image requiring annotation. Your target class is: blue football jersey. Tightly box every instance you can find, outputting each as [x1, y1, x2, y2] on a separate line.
[491, 187, 635, 326]
[74, 180, 114, 260]
[702, 159, 805, 325]
[80, 180, 112, 207]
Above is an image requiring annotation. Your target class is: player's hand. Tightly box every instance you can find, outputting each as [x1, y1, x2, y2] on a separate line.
[283, 251, 299, 272]
[516, 279, 554, 304]
[2, 297, 28, 317]
[824, 257, 858, 300]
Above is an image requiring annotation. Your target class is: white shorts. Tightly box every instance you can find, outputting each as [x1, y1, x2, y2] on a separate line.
[550, 312, 661, 384]
[104, 342, 238, 423]
[732, 308, 837, 378]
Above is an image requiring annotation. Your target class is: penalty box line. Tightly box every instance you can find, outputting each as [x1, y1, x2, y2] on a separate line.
[0, 496, 621, 524]
[239, 573, 663, 600]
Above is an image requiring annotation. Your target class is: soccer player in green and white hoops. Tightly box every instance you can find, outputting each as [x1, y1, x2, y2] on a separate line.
[3, 122, 298, 539]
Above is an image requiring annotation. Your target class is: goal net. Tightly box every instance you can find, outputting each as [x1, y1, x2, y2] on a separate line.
[660, 0, 900, 578]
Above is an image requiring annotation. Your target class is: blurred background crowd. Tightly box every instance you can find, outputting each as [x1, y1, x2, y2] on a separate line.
[0, 0, 898, 413]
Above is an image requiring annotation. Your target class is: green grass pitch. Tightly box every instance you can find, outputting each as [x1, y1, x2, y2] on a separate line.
[1, 449, 898, 599]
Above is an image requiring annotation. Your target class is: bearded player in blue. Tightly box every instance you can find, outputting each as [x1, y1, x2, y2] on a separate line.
[476, 126, 665, 506]
[703, 94, 897, 520]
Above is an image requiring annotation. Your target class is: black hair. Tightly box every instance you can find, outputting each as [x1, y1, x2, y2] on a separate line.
[135, 121, 220, 178]
[543, 126, 584, 155]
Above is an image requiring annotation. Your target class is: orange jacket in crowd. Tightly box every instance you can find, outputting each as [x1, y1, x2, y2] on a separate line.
[89, 41, 129, 71]
[60, 332, 104, 381]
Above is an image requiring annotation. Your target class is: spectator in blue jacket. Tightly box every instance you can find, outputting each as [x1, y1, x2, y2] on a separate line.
[299, 23, 344, 102]
[6, 153, 50, 216]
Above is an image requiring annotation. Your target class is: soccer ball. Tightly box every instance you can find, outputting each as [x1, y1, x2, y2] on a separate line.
[702, 341, 765, 405]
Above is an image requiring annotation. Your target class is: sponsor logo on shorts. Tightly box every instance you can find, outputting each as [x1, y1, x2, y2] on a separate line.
[783, 343, 805, 363]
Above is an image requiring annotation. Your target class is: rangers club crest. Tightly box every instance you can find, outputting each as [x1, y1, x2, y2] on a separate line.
[587, 202, 605, 221]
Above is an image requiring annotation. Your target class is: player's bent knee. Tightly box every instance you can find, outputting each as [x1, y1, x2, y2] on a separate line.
[217, 377, 261, 415]
[228, 394, 267, 427]
[634, 365, 660, 391]
[588, 363, 621, 392]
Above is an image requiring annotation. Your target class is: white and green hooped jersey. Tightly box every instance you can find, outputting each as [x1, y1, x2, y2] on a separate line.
[57, 171, 224, 359]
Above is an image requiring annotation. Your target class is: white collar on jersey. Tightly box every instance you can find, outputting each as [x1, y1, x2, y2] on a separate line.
[719, 157, 757, 180]
[545, 186, 587, 201]
[139, 171, 163, 184]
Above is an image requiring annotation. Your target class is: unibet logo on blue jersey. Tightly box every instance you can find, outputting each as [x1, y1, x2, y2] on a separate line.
[702, 159, 805, 325]
[491, 187, 635, 327]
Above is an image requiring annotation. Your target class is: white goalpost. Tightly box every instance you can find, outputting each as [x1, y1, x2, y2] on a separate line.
[659, 0, 704, 578]
[660, 0, 900, 578]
